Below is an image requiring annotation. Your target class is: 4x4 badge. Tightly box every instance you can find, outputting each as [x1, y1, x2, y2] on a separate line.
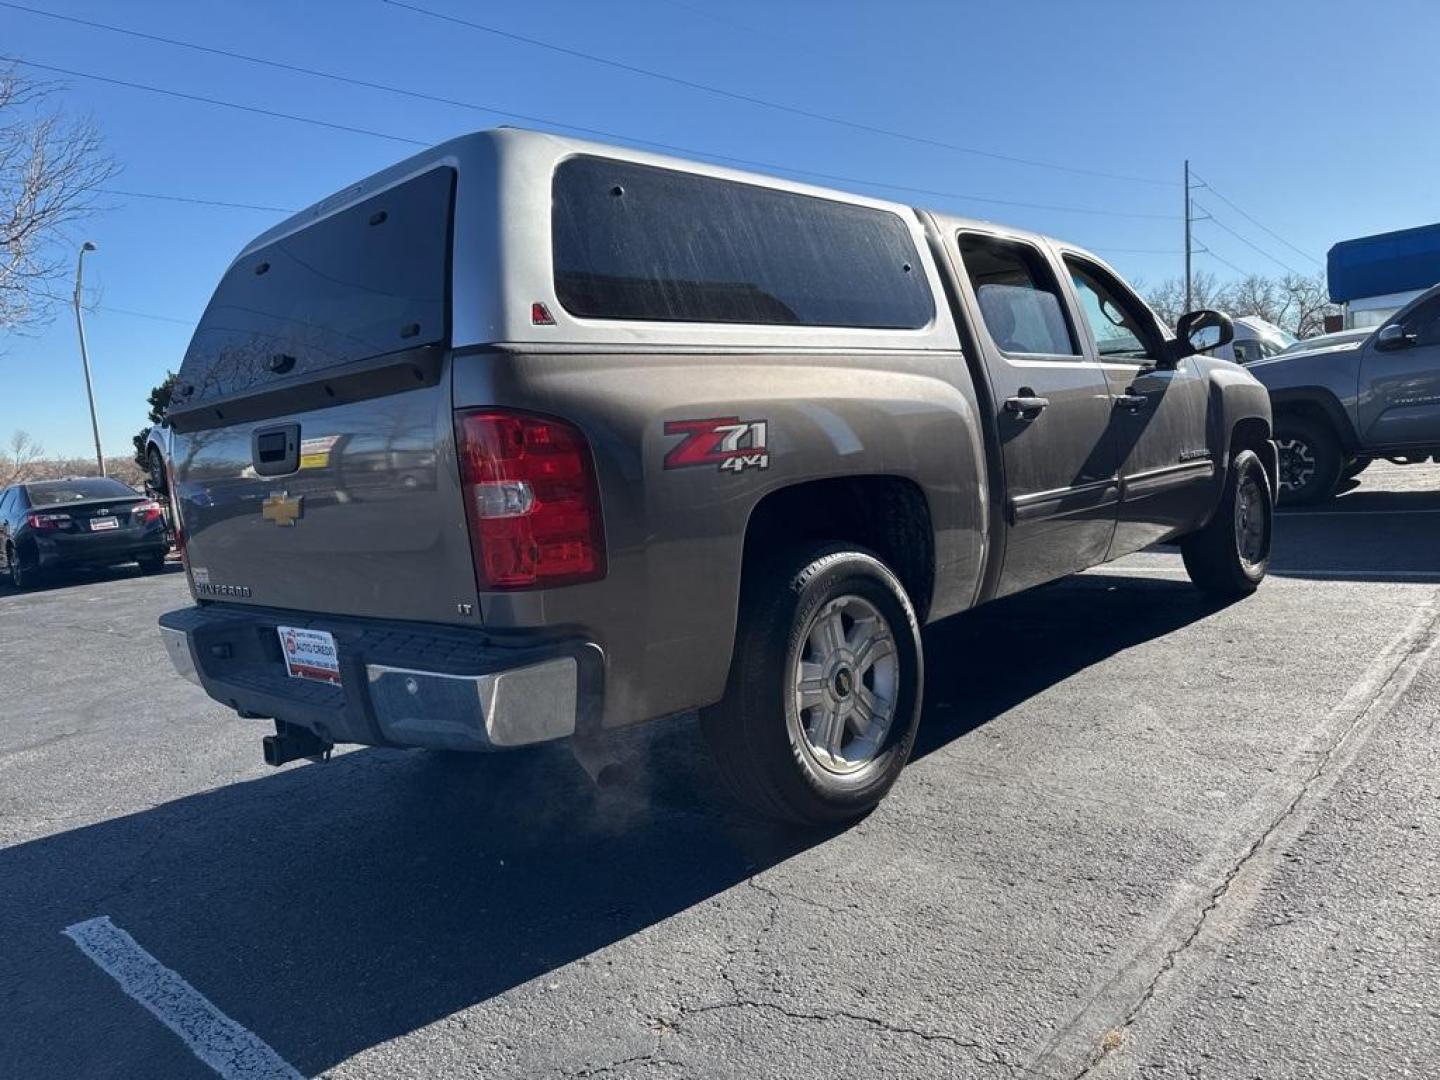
[664, 417, 770, 473]
[261, 491, 304, 526]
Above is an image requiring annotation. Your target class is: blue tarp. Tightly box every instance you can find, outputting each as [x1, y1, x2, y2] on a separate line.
[1328, 223, 1440, 302]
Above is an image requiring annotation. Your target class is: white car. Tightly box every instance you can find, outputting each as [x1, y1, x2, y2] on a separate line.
[1212, 316, 1297, 365]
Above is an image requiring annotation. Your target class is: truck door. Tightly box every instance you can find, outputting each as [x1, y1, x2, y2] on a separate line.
[952, 231, 1120, 596]
[1061, 253, 1214, 556]
[1358, 290, 1440, 449]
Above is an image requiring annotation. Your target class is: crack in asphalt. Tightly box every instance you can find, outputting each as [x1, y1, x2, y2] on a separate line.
[640, 873, 1014, 1072]
[1066, 604, 1440, 1080]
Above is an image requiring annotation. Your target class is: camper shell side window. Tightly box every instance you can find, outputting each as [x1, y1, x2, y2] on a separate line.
[551, 156, 935, 330]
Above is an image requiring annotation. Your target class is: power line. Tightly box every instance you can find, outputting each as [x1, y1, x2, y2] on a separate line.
[0, 3, 1180, 218]
[1189, 171, 1321, 266]
[38, 289, 194, 325]
[382, 0, 1174, 188]
[91, 304, 194, 326]
[1, 56, 429, 147]
[98, 188, 297, 213]
[1092, 246, 1185, 255]
[1193, 202, 1307, 276]
[0, 52, 1176, 222]
[1196, 246, 1247, 277]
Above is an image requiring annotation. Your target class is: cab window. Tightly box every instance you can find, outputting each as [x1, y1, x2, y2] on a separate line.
[1065, 258, 1162, 362]
[957, 234, 1079, 357]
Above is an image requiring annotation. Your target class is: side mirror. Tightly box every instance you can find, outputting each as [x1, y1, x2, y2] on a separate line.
[1375, 323, 1415, 351]
[1163, 309, 1235, 367]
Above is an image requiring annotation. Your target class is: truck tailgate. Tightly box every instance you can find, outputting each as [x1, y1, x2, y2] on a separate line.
[172, 382, 477, 624]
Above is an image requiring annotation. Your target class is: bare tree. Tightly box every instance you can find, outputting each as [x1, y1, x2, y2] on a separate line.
[1278, 273, 1336, 339]
[0, 430, 44, 485]
[1144, 270, 1338, 340]
[1143, 270, 1227, 328]
[0, 65, 118, 332]
[1226, 274, 1283, 325]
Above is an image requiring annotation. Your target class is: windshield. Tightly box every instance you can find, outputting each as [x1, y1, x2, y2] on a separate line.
[24, 478, 139, 504]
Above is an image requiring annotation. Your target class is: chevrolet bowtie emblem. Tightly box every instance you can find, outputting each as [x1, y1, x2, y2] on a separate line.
[261, 491, 303, 527]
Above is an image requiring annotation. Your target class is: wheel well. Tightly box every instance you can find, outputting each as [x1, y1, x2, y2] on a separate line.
[741, 476, 935, 622]
[1270, 395, 1355, 453]
[1229, 416, 1277, 494]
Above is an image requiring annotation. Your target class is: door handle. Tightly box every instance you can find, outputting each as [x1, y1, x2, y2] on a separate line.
[1003, 394, 1050, 418]
[1114, 392, 1148, 411]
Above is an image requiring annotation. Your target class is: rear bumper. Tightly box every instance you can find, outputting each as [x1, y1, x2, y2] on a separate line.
[35, 529, 166, 569]
[158, 604, 603, 751]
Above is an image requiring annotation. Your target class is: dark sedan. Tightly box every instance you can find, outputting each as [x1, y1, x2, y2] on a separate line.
[0, 477, 168, 589]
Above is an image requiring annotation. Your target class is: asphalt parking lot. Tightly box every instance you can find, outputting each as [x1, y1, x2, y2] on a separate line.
[2, 463, 1439, 1080]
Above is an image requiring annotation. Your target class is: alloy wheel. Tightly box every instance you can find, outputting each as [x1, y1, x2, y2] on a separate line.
[1276, 436, 1316, 494]
[788, 594, 900, 775]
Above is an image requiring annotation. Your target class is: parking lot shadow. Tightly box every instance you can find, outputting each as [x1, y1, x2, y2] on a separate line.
[914, 574, 1220, 758]
[1271, 482, 1440, 582]
[0, 574, 1217, 1077]
[0, 561, 183, 600]
[0, 726, 822, 1077]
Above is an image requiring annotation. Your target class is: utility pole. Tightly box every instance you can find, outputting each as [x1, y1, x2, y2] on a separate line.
[73, 240, 106, 477]
[1183, 159, 1193, 312]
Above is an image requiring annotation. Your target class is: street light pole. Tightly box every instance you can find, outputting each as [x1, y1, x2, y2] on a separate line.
[72, 240, 106, 478]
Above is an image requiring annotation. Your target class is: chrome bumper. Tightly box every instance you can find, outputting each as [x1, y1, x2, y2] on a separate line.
[365, 658, 578, 749]
[156, 606, 590, 751]
[159, 625, 201, 685]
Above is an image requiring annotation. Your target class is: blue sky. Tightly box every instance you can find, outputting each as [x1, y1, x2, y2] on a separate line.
[4, 0, 1439, 458]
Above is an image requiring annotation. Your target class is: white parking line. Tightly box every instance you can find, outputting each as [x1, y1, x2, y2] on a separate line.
[62, 916, 304, 1080]
[1279, 508, 1440, 518]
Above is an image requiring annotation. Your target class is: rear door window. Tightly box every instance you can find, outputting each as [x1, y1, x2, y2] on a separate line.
[176, 167, 456, 406]
[552, 156, 934, 329]
[956, 234, 1079, 357]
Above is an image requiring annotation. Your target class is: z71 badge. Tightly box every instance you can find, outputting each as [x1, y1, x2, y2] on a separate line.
[664, 417, 770, 473]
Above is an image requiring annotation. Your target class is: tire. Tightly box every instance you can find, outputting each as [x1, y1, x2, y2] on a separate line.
[700, 546, 924, 827]
[1181, 448, 1273, 599]
[1274, 416, 1342, 505]
[138, 552, 166, 574]
[7, 544, 39, 590]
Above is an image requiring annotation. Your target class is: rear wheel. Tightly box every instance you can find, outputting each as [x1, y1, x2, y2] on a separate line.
[137, 552, 166, 573]
[1274, 416, 1342, 505]
[6, 544, 38, 590]
[700, 546, 923, 826]
[1181, 448, 1272, 599]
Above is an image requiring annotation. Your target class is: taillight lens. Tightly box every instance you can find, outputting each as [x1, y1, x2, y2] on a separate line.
[132, 500, 164, 525]
[454, 409, 606, 590]
[25, 512, 71, 531]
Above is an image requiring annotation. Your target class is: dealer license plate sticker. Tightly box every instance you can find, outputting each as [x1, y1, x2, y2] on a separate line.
[277, 626, 341, 685]
[89, 517, 119, 531]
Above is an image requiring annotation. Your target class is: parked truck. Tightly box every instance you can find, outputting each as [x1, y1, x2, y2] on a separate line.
[157, 129, 1276, 825]
[1248, 282, 1440, 503]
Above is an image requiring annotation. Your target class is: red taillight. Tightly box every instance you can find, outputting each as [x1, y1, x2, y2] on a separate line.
[454, 409, 606, 590]
[25, 512, 71, 531]
[132, 500, 164, 525]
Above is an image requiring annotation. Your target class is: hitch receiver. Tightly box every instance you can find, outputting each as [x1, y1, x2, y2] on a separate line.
[262, 721, 333, 767]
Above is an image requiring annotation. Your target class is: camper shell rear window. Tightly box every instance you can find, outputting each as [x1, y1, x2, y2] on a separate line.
[175, 167, 455, 407]
[551, 156, 934, 329]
